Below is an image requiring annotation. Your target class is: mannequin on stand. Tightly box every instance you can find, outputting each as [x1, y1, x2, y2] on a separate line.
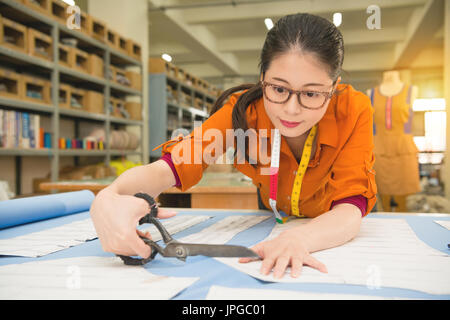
[367, 70, 421, 212]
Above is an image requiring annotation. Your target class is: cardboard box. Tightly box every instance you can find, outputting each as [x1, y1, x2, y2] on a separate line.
[58, 83, 71, 109]
[85, 90, 104, 114]
[106, 28, 119, 49]
[70, 88, 86, 110]
[177, 68, 186, 81]
[78, 11, 89, 35]
[125, 102, 142, 120]
[87, 53, 104, 78]
[148, 57, 178, 79]
[125, 71, 141, 91]
[0, 68, 24, 100]
[22, 75, 51, 104]
[117, 35, 128, 55]
[22, 0, 51, 16]
[58, 43, 71, 67]
[0, 15, 27, 53]
[50, 0, 69, 24]
[87, 15, 106, 42]
[126, 39, 141, 61]
[27, 28, 53, 61]
[69, 47, 89, 73]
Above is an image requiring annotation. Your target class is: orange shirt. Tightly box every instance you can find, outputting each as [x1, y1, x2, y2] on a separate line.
[156, 83, 377, 218]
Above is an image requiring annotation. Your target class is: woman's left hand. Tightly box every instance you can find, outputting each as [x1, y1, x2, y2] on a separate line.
[238, 230, 328, 279]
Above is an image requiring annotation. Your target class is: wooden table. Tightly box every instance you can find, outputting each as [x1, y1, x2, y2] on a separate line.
[39, 172, 259, 209]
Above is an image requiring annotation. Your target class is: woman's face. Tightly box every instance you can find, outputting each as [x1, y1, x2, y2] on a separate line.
[262, 51, 339, 138]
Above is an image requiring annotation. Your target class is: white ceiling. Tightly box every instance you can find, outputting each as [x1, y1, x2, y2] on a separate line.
[147, 0, 445, 91]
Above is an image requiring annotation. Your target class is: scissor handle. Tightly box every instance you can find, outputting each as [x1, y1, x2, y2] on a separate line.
[118, 237, 160, 265]
[135, 193, 174, 244]
[117, 193, 173, 265]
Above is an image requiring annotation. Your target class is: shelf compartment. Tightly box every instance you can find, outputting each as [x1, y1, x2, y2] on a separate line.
[50, 0, 68, 24]
[27, 27, 52, 61]
[106, 28, 118, 49]
[117, 34, 127, 55]
[126, 39, 141, 61]
[0, 14, 27, 53]
[22, 0, 51, 17]
[77, 10, 89, 36]
[70, 47, 89, 74]
[23, 74, 51, 105]
[58, 43, 70, 67]
[87, 15, 106, 43]
[109, 97, 126, 119]
[113, 65, 130, 87]
[0, 67, 24, 100]
[59, 65, 106, 89]
[58, 83, 71, 109]
[69, 87, 86, 111]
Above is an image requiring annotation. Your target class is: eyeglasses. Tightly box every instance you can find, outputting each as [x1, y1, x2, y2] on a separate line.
[261, 81, 335, 110]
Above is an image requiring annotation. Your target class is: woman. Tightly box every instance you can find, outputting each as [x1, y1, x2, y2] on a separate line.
[90, 13, 377, 279]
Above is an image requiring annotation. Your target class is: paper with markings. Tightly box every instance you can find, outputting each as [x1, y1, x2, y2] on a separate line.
[0, 256, 198, 299]
[0, 219, 97, 258]
[0, 215, 211, 258]
[216, 218, 450, 295]
[141, 215, 211, 242]
[178, 215, 270, 244]
[206, 285, 411, 300]
[434, 220, 450, 231]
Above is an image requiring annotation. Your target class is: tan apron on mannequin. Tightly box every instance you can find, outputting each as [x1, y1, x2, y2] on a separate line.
[370, 84, 420, 210]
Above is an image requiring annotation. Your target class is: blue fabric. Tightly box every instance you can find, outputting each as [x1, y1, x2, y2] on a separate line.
[0, 190, 94, 229]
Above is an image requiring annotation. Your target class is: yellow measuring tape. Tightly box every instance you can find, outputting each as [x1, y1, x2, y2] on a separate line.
[290, 125, 317, 217]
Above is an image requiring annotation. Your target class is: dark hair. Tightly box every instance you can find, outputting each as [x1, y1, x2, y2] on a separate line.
[211, 13, 345, 164]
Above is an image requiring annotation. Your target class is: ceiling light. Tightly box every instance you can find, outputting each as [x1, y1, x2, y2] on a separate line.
[162, 54, 172, 62]
[62, 0, 75, 5]
[333, 12, 342, 27]
[264, 18, 273, 30]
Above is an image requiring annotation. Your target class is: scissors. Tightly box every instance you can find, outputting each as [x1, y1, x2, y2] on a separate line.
[118, 193, 260, 265]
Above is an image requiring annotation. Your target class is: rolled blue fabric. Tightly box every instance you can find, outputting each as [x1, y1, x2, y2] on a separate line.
[0, 190, 95, 229]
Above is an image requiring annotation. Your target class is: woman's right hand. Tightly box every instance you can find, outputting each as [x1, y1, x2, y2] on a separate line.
[89, 188, 177, 259]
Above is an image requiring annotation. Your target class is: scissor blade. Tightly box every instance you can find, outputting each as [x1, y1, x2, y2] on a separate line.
[165, 243, 260, 259]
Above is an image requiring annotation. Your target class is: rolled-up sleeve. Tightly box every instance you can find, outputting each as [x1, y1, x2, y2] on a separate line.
[326, 96, 378, 217]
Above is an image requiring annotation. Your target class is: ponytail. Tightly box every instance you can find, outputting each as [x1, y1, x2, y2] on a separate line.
[210, 82, 263, 166]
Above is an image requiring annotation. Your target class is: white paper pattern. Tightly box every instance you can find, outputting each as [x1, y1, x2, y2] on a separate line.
[206, 285, 412, 300]
[216, 218, 450, 295]
[0, 256, 198, 299]
[178, 215, 270, 244]
[141, 215, 211, 242]
[0, 219, 97, 258]
[434, 220, 450, 231]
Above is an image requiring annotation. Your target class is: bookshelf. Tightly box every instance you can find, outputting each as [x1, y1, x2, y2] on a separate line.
[0, 0, 144, 195]
[148, 58, 220, 159]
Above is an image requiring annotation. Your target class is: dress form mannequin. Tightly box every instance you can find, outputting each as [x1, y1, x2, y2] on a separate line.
[367, 70, 420, 212]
